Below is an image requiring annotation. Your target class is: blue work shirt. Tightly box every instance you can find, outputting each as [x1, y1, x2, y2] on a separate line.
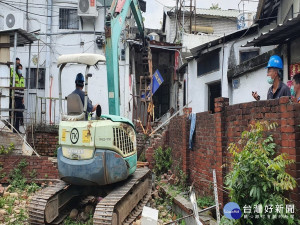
[72, 88, 93, 113]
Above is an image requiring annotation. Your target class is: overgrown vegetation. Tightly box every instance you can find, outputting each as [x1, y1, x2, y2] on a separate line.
[7, 159, 40, 194]
[138, 151, 146, 162]
[153, 146, 172, 177]
[0, 143, 14, 155]
[221, 121, 298, 225]
[8, 159, 28, 192]
[64, 213, 93, 225]
[0, 159, 41, 224]
[174, 160, 188, 192]
[197, 196, 215, 209]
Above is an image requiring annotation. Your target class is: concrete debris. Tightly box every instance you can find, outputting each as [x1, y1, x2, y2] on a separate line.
[141, 206, 158, 225]
[9, 192, 19, 198]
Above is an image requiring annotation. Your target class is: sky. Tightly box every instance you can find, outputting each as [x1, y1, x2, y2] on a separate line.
[143, 0, 259, 29]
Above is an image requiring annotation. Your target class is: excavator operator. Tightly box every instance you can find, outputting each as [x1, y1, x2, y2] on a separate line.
[72, 73, 98, 113]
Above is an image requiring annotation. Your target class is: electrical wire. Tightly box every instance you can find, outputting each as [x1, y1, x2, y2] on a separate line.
[0, 0, 77, 7]
[0, 1, 52, 17]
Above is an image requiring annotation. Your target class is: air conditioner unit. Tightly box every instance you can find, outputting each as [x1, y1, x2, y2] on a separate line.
[4, 11, 26, 30]
[78, 0, 98, 17]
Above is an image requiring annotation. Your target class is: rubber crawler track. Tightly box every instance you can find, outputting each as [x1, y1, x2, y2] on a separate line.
[28, 168, 151, 225]
[28, 181, 69, 225]
[93, 168, 151, 225]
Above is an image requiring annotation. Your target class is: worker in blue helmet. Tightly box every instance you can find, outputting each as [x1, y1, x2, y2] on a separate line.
[252, 55, 291, 100]
[72, 73, 98, 113]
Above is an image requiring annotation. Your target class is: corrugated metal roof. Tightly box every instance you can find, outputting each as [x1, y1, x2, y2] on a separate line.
[164, 6, 241, 18]
[243, 14, 300, 47]
[0, 29, 37, 46]
[190, 25, 258, 57]
[195, 8, 240, 18]
[255, 0, 280, 26]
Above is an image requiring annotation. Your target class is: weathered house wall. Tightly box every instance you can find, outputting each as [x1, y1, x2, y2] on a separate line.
[186, 27, 287, 113]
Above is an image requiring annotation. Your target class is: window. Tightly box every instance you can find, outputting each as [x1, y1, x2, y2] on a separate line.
[197, 49, 220, 76]
[240, 50, 259, 63]
[59, 8, 79, 30]
[26, 68, 46, 89]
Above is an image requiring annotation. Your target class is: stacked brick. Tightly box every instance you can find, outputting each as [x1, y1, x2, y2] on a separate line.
[26, 125, 59, 157]
[146, 96, 300, 210]
[0, 155, 59, 183]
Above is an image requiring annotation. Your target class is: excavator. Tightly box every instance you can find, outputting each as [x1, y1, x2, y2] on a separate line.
[28, 1, 151, 224]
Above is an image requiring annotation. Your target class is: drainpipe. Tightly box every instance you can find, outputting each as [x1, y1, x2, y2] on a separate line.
[11, 31, 17, 129]
[46, 0, 53, 123]
[26, 43, 31, 124]
[221, 34, 225, 96]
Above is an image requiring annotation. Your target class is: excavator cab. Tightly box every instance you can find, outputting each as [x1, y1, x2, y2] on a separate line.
[56, 53, 137, 186]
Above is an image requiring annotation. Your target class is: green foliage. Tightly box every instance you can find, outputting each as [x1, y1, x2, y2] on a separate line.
[153, 147, 172, 176]
[28, 169, 37, 179]
[210, 3, 221, 10]
[196, 196, 215, 209]
[8, 159, 40, 194]
[224, 121, 297, 225]
[8, 159, 28, 192]
[138, 151, 146, 162]
[0, 197, 5, 208]
[174, 161, 188, 192]
[0, 163, 6, 179]
[26, 182, 40, 193]
[1, 196, 28, 224]
[0, 143, 14, 155]
[63, 213, 93, 225]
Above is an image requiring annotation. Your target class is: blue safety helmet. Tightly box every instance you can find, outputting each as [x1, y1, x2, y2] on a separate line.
[266, 55, 283, 69]
[75, 73, 84, 87]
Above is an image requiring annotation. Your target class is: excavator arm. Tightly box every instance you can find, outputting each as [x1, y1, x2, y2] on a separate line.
[105, 0, 146, 115]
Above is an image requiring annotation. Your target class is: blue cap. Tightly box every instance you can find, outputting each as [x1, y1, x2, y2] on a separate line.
[266, 55, 283, 69]
[75, 73, 84, 86]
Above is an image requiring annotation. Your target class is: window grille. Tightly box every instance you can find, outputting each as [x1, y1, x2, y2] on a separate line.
[59, 8, 79, 30]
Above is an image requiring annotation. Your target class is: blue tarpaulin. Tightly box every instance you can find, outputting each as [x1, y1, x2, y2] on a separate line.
[189, 113, 196, 150]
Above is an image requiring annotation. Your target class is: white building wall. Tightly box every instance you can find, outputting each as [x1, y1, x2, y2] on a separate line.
[182, 33, 219, 52]
[187, 59, 221, 112]
[186, 31, 283, 113]
[195, 17, 237, 37]
[0, 66, 10, 119]
[165, 16, 176, 43]
[231, 68, 269, 104]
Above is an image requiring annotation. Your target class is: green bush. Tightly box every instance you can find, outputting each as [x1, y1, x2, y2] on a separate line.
[153, 146, 172, 177]
[223, 121, 297, 225]
[197, 196, 215, 209]
[0, 143, 14, 155]
[8, 159, 28, 191]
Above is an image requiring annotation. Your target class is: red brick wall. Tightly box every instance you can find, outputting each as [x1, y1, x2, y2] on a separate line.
[145, 129, 169, 169]
[158, 97, 300, 210]
[0, 155, 59, 183]
[26, 125, 58, 157]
